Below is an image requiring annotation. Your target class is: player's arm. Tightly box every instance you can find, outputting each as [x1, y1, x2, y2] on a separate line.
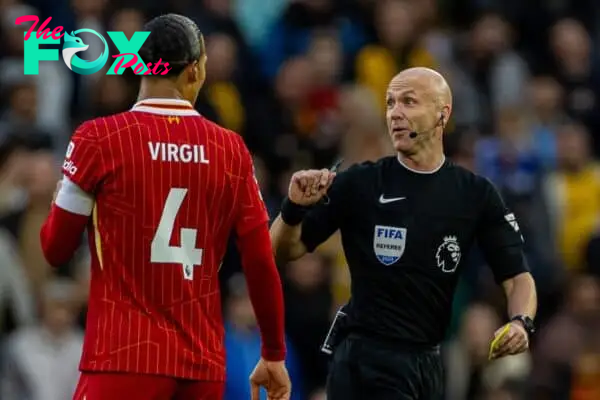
[477, 180, 537, 320]
[271, 165, 351, 264]
[40, 122, 101, 267]
[234, 141, 286, 361]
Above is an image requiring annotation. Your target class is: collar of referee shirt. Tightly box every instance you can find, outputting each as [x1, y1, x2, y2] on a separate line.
[131, 98, 200, 116]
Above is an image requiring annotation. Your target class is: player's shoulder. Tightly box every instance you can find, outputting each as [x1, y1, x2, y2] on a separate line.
[73, 112, 136, 138]
[72, 118, 101, 139]
[199, 118, 247, 150]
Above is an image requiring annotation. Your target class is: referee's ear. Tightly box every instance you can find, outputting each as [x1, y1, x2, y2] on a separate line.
[440, 107, 450, 129]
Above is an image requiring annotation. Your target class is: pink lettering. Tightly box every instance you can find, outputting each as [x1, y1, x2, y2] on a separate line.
[50, 26, 63, 40]
[15, 15, 64, 41]
[151, 59, 166, 75]
[15, 15, 39, 41]
[112, 53, 139, 74]
[143, 62, 153, 75]
[133, 62, 145, 75]
[160, 62, 172, 75]
[36, 17, 52, 39]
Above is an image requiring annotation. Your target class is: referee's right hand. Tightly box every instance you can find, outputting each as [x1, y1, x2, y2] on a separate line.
[288, 169, 336, 206]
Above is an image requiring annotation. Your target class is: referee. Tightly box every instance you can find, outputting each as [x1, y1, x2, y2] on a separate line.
[270, 67, 537, 399]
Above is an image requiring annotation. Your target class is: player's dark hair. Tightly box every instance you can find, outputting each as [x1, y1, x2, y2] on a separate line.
[138, 14, 205, 78]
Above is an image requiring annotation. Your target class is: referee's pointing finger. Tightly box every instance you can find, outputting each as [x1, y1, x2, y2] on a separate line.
[319, 169, 330, 188]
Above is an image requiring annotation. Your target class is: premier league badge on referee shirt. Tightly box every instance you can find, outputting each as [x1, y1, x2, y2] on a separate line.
[373, 225, 407, 266]
[435, 236, 461, 273]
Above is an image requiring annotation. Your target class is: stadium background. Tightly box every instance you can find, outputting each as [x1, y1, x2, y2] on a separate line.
[1, 0, 600, 398]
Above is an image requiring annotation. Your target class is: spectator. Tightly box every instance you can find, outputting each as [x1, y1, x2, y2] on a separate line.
[197, 33, 245, 133]
[0, 145, 57, 300]
[549, 18, 600, 157]
[444, 303, 531, 400]
[1, 278, 83, 400]
[260, 0, 365, 80]
[355, 0, 437, 112]
[0, 135, 27, 216]
[283, 254, 333, 395]
[527, 75, 565, 169]
[532, 275, 600, 398]
[542, 123, 600, 273]
[448, 12, 529, 132]
[224, 274, 303, 400]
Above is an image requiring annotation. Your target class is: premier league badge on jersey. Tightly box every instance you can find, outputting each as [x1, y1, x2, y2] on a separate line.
[373, 225, 407, 266]
[436, 236, 461, 273]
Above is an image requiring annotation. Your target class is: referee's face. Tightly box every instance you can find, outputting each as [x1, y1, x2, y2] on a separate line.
[385, 76, 438, 154]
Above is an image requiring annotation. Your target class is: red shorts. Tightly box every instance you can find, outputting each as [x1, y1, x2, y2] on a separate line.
[73, 372, 224, 400]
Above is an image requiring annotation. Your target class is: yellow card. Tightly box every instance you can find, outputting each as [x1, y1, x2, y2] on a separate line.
[488, 323, 511, 360]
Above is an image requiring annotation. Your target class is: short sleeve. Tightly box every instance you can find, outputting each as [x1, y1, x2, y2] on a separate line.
[477, 179, 529, 283]
[62, 121, 102, 194]
[300, 167, 355, 252]
[234, 141, 269, 237]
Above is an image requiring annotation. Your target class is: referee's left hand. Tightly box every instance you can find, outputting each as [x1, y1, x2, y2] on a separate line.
[489, 321, 529, 360]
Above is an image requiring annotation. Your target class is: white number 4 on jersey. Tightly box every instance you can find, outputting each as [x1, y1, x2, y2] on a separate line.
[151, 188, 203, 280]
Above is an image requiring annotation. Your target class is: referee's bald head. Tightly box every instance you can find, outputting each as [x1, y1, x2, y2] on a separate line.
[385, 67, 452, 153]
[390, 67, 452, 113]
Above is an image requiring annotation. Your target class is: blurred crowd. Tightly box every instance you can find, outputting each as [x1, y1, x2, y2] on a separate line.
[1, 0, 600, 399]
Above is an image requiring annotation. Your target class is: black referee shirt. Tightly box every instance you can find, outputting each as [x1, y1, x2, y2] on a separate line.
[300, 156, 529, 346]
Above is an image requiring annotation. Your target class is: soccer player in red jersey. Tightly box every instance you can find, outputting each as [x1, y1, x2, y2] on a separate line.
[40, 14, 290, 400]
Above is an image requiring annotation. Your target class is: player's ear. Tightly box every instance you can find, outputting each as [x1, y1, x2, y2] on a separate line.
[193, 55, 207, 86]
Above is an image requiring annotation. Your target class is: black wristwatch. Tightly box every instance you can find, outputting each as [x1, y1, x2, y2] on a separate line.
[510, 315, 535, 336]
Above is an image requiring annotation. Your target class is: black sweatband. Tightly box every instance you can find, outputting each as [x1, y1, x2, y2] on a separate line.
[280, 197, 310, 226]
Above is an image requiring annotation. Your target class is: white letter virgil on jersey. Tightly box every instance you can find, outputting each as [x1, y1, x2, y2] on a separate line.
[373, 225, 407, 266]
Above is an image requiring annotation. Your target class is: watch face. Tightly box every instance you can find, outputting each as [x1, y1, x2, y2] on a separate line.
[522, 317, 534, 333]
[514, 316, 535, 333]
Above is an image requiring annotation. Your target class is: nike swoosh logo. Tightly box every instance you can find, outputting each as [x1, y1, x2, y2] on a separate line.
[379, 195, 406, 204]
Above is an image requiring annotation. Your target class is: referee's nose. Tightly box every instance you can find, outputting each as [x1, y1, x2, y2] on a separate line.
[387, 96, 407, 119]
[388, 103, 407, 126]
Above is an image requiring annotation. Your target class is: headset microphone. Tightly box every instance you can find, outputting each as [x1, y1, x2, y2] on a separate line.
[408, 114, 445, 139]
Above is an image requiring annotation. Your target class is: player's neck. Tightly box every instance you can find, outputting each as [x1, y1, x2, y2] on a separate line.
[397, 149, 445, 173]
[137, 80, 188, 103]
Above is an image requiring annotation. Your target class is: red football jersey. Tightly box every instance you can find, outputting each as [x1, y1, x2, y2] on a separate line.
[62, 98, 269, 381]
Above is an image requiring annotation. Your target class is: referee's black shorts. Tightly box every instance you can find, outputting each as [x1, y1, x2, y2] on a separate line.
[326, 333, 444, 400]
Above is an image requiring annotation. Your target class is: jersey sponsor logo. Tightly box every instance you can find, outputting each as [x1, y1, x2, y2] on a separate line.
[435, 235, 461, 273]
[62, 159, 78, 175]
[378, 194, 406, 204]
[373, 225, 407, 265]
[65, 141, 75, 158]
